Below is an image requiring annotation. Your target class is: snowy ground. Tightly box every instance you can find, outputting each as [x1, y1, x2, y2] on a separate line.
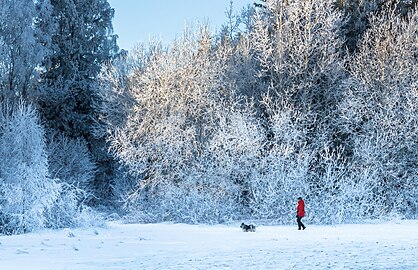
[1, 220, 417, 270]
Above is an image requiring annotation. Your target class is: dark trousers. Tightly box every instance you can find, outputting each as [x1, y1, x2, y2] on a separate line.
[297, 216, 306, 230]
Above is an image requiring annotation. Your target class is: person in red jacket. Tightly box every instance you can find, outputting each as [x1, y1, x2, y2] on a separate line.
[296, 197, 306, 230]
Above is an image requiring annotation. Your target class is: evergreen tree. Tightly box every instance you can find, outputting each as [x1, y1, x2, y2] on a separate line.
[37, 0, 118, 137]
[36, 0, 119, 202]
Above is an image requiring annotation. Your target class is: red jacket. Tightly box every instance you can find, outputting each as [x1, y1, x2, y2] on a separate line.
[297, 199, 305, 217]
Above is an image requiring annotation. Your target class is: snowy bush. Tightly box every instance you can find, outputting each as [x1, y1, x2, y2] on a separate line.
[307, 147, 350, 224]
[45, 182, 105, 229]
[47, 133, 96, 197]
[0, 102, 60, 234]
[123, 173, 243, 224]
[117, 100, 257, 224]
[43, 133, 103, 228]
[247, 151, 310, 223]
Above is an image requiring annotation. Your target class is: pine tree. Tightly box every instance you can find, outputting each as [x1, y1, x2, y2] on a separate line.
[37, 0, 118, 137]
[36, 0, 119, 202]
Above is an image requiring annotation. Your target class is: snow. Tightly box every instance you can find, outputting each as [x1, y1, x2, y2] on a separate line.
[1, 220, 418, 269]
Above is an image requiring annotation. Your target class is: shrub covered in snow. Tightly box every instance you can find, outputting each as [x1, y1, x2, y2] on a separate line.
[47, 133, 96, 199]
[0, 102, 60, 234]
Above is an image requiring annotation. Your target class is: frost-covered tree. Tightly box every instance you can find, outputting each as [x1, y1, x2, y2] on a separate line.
[37, 0, 118, 137]
[0, 102, 59, 234]
[35, 0, 118, 202]
[107, 26, 232, 188]
[115, 98, 260, 224]
[335, 0, 417, 52]
[99, 26, 255, 222]
[339, 8, 418, 218]
[0, 0, 53, 103]
[247, 0, 349, 222]
[245, 98, 311, 222]
[218, 0, 255, 42]
[219, 33, 264, 104]
[44, 134, 102, 229]
[47, 133, 96, 195]
[251, 0, 345, 110]
[250, 0, 347, 159]
[204, 100, 265, 219]
[94, 49, 136, 139]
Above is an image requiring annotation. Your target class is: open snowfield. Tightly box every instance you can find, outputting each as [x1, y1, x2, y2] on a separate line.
[1, 220, 417, 270]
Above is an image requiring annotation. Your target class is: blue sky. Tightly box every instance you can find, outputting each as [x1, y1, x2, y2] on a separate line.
[108, 0, 253, 50]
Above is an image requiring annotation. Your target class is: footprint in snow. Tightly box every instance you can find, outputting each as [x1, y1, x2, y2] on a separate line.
[16, 249, 29, 254]
[41, 241, 51, 247]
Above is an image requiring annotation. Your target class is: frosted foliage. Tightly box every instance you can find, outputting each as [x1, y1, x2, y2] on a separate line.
[251, 0, 345, 111]
[125, 178, 242, 224]
[95, 56, 135, 138]
[205, 104, 264, 218]
[45, 182, 104, 229]
[121, 103, 259, 224]
[39, 0, 116, 87]
[247, 148, 310, 222]
[108, 27, 231, 187]
[208, 103, 264, 188]
[248, 0, 349, 223]
[340, 10, 418, 218]
[0, 0, 51, 101]
[34, 0, 118, 181]
[0, 103, 59, 234]
[245, 102, 309, 222]
[104, 28, 257, 223]
[45, 135, 100, 228]
[47, 134, 96, 193]
[101, 1, 417, 224]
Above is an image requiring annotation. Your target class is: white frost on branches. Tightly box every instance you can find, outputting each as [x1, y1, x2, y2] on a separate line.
[0, 102, 59, 234]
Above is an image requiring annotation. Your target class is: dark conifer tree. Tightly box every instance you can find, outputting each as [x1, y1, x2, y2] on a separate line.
[36, 0, 119, 203]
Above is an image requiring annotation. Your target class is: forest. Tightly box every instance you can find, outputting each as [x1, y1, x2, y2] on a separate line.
[0, 0, 417, 234]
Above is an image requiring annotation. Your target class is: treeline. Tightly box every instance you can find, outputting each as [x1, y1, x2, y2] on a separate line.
[0, 0, 417, 234]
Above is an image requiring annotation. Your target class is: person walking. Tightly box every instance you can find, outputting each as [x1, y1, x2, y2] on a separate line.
[296, 197, 306, 230]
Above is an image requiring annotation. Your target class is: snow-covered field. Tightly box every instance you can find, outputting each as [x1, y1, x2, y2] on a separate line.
[1, 220, 417, 270]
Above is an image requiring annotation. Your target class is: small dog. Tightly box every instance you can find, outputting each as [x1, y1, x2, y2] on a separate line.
[240, 222, 256, 232]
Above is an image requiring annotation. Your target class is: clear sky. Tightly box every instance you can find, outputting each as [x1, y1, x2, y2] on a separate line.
[108, 0, 253, 50]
